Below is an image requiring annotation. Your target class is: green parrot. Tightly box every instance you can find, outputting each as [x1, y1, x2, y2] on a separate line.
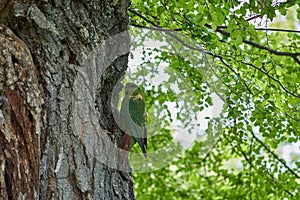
[119, 82, 147, 159]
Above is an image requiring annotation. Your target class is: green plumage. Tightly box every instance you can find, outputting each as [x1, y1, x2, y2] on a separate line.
[120, 83, 147, 158]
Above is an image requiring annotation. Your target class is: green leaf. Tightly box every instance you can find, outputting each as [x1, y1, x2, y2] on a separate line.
[157, 6, 164, 16]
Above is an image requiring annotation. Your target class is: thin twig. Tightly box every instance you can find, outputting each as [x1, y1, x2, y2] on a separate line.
[241, 61, 300, 98]
[131, 22, 300, 34]
[255, 28, 300, 33]
[251, 131, 300, 179]
[216, 29, 300, 65]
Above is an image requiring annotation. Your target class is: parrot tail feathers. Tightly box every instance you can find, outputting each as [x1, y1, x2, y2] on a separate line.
[136, 137, 147, 158]
[143, 151, 147, 159]
[143, 125, 147, 149]
[140, 145, 147, 158]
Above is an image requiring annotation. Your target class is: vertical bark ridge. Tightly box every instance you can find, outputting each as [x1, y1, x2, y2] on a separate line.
[0, 24, 44, 200]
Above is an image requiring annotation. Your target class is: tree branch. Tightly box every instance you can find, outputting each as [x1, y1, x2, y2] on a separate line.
[215, 29, 300, 65]
[129, 9, 300, 65]
[254, 28, 300, 33]
[246, 14, 261, 21]
[131, 21, 300, 34]
[129, 8, 158, 27]
[251, 131, 300, 179]
[130, 22, 300, 99]
[241, 61, 300, 98]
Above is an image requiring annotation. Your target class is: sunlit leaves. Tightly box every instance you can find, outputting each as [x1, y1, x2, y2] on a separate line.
[129, 0, 300, 199]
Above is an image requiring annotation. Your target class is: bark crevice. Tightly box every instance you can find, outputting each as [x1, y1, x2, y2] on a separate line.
[0, 0, 134, 199]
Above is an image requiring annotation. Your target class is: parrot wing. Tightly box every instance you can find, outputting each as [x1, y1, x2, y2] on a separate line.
[128, 92, 147, 158]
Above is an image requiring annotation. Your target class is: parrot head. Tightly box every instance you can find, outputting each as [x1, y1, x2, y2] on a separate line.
[125, 82, 142, 97]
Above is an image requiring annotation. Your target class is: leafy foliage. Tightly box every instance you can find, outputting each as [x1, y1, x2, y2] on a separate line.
[128, 1, 300, 199]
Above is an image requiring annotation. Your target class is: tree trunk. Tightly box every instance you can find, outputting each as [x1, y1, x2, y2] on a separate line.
[0, 0, 134, 199]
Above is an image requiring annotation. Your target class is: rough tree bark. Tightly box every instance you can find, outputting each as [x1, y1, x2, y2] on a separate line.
[0, 0, 134, 199]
